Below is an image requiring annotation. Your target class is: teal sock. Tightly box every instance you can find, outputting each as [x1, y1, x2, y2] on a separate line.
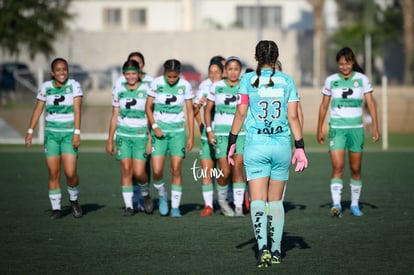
[250, 200, 268, 250]
[268, 200, 284, 253]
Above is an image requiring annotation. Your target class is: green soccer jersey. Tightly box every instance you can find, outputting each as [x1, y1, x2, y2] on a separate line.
[112, 82, 150, 137]
[207, 79, 245, 136]
[148, 76, 194, 132]
[322, 72, 373, 128]
[37, 79, 83, 132]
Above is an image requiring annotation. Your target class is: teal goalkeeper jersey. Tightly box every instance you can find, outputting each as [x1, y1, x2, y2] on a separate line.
[239, 68, 299, 145]
[322, 71, 373, 129]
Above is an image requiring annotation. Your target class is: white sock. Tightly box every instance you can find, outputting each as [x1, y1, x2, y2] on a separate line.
[233, 182, 246, 208]
[67, 185, 79, 201]
[350, 181, 362, 207]
[122, 186, 134, 209]
[202, 184, 214, 207]
[154, 180, 166, 197]
[330, 179, 343, 205]
[49, 189, 62, 210]
[171, 185, 183, 208]
[217, 184, 229, 202]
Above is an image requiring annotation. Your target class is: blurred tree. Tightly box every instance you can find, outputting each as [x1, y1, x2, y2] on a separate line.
[332, 0, 412, 84]
[401, 0, 413, 85]
[307, 0, 326, 87]
[0, 0, 73, 59]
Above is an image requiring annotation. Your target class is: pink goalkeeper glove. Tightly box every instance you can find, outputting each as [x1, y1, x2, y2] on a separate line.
[227, 144, 236, 166]
[291, 148, 308, 172]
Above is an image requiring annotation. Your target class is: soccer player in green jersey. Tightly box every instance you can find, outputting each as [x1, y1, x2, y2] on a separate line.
[317, 47, 380, 218]
[146, 59, 194, 217]
[106, 60, 152, 216]
[114, 51, 154, 213]
[194, 58, 224, 217]
[25, 58, 83, 220]
[205, 56, 247, 217]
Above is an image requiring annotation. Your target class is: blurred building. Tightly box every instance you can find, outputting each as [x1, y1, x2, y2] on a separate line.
[68, 0, 338, 32]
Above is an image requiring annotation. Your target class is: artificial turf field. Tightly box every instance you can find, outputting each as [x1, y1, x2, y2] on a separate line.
[1, 147, 413, 274]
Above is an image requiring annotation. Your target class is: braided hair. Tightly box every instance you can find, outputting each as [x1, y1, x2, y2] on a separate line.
[163, 59, 181, 74]
[252, 40, 279, 88]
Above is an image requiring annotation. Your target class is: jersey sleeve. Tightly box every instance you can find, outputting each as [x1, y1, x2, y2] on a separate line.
[321, 76, 332, 96]
[287, 78, 300, 102]
[183, 80, 194, 100]
[361, 74, 373, 94]
[238, 72, 252, 95]
[71, 80, 83, 97]
[36, 82, 48, 102]
[147, 77, 159, 98]
[111, 87, 120, 107]
[206, 83, 216, 101]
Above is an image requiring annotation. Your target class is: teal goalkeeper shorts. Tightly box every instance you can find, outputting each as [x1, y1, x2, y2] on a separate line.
[243, 143, 291, 181]
[328, 127, 364, 152]
[116, 135, 148, 161]
[44, 130, 78, 157]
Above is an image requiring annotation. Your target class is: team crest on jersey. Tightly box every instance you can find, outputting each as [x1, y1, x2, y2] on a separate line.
[353, 80, 360, 88]
[138, 92, 144, 98]
[65, 86, 71, 94]
[178, 88, 184, 95]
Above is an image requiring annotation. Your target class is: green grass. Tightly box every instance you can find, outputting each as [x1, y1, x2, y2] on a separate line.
[1, 151, 413, 274]
[2, 132, 413, 150]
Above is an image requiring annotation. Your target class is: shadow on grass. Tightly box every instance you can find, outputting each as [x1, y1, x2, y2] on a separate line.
[151, 198, 204, 216]
[235, 232, 311, 259]
[284, 201, 307, 213]
[319, 200, 378, 213]
[54, 203, 105, 217]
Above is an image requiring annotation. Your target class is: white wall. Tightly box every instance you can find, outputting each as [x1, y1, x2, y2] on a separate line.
[68, 0, 326, 32]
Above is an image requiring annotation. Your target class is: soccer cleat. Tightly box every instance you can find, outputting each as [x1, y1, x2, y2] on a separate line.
[350, 205, 364, 217]
[143, 195, 154, 214]
[218, 200, 234, 217]
[234, 206, 244, 217]
[256, 247, 271, 268]
[123, 207, 134, 216]
[49, 210, 62, 220]
[158, 195, 169, 216]
[70, 200, 83, 218]
[170, 207, 181, 218]
[200, 206, 214, 217]
[271, 250, 281, 265]
[330, 204, 342, 218]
